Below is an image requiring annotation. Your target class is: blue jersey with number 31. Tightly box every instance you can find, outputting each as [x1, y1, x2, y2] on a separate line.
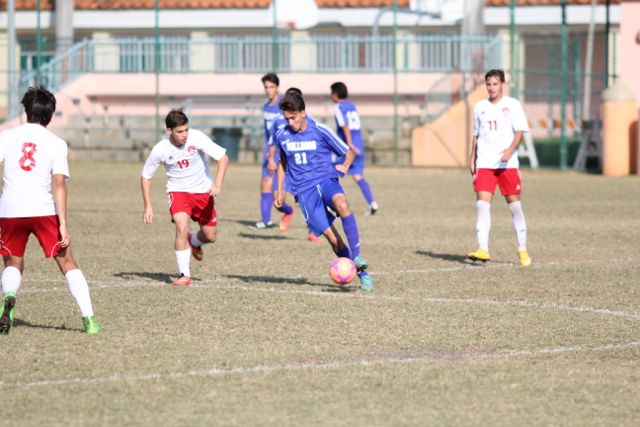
[275, 116, 349, 195]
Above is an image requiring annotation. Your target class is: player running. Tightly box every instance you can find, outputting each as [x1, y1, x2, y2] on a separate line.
[330, 82, 378, 215]
[468, 69, 532, 267]
[141, 109, 229, 286]
[0, 86, 101, 335]
[273, 91, 374, 292]
[252, 73, 294, 231]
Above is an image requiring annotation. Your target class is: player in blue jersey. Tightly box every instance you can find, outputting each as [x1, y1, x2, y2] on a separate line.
[273, 91, 374, 292]
[330, 82, 378, 215]
[252, 73, 295, 231]
[267, 87, 320, 242]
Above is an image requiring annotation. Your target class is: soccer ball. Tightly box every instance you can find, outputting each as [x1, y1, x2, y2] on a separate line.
[328, 257, 357, 285]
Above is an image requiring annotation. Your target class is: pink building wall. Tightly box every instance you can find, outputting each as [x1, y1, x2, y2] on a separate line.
[620, 0, 640, 107]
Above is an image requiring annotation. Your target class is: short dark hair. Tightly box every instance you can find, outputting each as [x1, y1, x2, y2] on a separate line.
[279, 91, 305, 112]
[285, 87, 302, 97]
[485, 69, 505, 83]
[330, 82, 348, 99]
[261, 73, 280, 86]
[21, 86, 56, 126]
[165, 108, 189, 129]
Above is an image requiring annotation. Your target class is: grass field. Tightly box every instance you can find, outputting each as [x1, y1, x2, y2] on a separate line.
[2, 161, 640, 426]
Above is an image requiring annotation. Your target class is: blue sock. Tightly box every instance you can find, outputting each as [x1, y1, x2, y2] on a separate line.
[276, 202, 293, 215]
[341, 214, 360, 259]
[260, 192, 273, 223]
[357, 179, 375, 205]
[335, 244, 352, 259]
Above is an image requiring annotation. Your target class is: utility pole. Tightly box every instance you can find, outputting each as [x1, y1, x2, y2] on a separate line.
[7, 0, 16, 119]
[392, 0, 399, 164]
[155, 0, 161, 137]
[559, 0, 569, 169]
[272, 0, 279, 72]
[36, 0, 42, 85]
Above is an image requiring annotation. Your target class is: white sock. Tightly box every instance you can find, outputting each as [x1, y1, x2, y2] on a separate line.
[2, 266, 22, 295]
[508, 201, 527, 251]
[476, 200, 491, 251]
[175, 249, 191, 277]
[190, 232, 204, 248]
[65, 269, 94, 317]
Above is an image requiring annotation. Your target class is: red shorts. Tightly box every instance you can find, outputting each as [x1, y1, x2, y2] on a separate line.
[473, 168, 522, 196]
[169, 192, 217, 227]
[0, 216, 63, 258]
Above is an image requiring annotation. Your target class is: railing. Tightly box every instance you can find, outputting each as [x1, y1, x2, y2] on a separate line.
[18, 34, 503, 93]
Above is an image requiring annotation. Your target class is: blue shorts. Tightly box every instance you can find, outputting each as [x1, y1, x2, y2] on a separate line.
[296, 179, 345, 237]
[262, 150, 285, 192]
[333, 151, 366, 176]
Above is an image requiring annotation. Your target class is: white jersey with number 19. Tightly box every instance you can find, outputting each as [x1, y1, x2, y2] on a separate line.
[0, 123, 69, 218]
[141, 128, 227, 194]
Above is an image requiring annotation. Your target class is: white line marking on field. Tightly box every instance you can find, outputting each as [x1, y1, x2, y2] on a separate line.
[10, 257, 640, 389]
[12, 339, 640, 389]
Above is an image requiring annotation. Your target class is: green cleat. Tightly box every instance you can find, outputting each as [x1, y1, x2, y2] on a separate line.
[0, 292, 16, 335]
[353, 255, 369, 272]
[83, 316, 102, 334]
[359, 274, 374, 292]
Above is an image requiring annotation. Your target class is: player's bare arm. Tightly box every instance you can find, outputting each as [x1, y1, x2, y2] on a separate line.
[209, 154, 230, 197]
[267, 145, 277, 173]
[274, 159, 286, 208]
[500, 131, 524, 163]
[140, 177, 154, 224]
[341, 124, 360, 155]
[336, 149, 356, 175]
[52, 174, 71, 248]
[469, 135, 478, 176]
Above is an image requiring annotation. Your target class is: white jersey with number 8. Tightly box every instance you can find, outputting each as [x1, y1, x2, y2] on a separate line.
[0, 123, 69, 218]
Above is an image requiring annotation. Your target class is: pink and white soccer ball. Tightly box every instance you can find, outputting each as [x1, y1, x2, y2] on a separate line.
[328, 257, 357, 285]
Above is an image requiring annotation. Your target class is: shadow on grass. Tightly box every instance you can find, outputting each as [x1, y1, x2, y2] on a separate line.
[224, 274, 355, 293]
[13, 318, 84, 333]
[415, 250, 470, 264]
[237, 232, 290, 241]
[113, 271, 175, 283]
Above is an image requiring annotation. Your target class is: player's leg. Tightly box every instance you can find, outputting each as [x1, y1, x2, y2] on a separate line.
[273, 179, 294, 232]
[254, 164, 275, 229]
[468, 169, 496, 262]
[172, 212, 193, 285]
[188, 194, 218, 261]
[31, 213, 100, 334]
[351, 152, 378, 214]
[325, 183, 373, 292]
[1, 256, 23, 335]
[0, 218, 30, 334]
[321, 225, 351, 258]
[53, 248, 101, 334]
[500, 169, 530, 266]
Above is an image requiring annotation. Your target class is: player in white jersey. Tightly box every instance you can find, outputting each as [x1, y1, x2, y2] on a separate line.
[0, 87, 101, 335]
[141, 109, 229, 286]
[468, 69, 532, 267]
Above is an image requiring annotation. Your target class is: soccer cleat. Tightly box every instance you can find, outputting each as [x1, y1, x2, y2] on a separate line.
[358, 274, 374, 292]
[250, 221, 275, 230]
[518, 250, 532, 267]
[279, 211, 293, 232]
[307, 232, 321, 243]
[172, 274, 192, 286]
[467, 248, 491, 262]
[187, 232, 203, 262]
[0, 292, 16, 335]
[82, 316, 102, 334]
[353, 255, 369, 272]
[367, 201, 379, 215]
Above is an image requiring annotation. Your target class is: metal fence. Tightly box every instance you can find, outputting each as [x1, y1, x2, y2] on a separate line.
[13, 34, 502, 94]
